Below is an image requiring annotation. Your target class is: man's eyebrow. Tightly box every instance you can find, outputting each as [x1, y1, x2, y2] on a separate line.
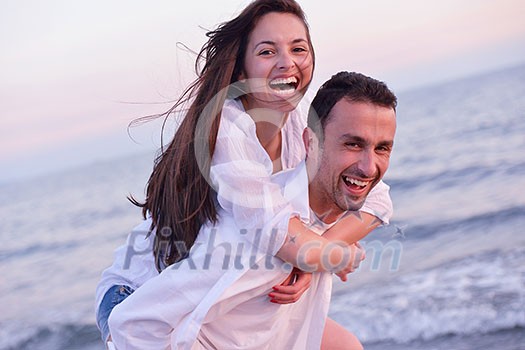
[378, 140, 394, 148]
[339, 135, 366, 143]
[339, 135, 394, 147]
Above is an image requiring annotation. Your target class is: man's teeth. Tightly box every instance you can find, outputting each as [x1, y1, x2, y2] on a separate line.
[343, 176, 369, 187]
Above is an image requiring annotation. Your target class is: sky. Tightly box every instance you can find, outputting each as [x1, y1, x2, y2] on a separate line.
[1, 0, 525, 184]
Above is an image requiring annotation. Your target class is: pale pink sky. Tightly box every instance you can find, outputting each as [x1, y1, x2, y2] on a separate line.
[1, 0, 524, 183]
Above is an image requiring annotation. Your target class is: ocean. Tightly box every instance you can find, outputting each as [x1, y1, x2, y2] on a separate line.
[1, 64, 524, 349]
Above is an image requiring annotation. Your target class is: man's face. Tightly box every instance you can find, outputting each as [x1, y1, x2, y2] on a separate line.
[307, 99, 396, 221]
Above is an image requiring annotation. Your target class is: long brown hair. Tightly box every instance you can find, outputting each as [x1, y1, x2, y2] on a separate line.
[131, 0, 315, 271]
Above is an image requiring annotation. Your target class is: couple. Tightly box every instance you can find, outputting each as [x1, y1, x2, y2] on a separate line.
[96, 1, 397, 349]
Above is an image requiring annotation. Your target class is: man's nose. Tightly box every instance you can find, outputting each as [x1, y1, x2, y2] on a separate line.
[357, 150, 376, 178]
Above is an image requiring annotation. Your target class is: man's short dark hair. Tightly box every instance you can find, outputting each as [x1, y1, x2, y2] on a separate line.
[308, 72, 397, 138]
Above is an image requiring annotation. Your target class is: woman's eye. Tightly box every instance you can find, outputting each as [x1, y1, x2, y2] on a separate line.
[258, 49, 274, 56]
[293, 47, 307, 53]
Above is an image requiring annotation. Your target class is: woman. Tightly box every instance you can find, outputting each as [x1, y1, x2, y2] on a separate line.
[104, 1, 390, 348]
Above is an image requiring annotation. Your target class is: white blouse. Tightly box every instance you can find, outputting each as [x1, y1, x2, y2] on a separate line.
[210, 98, 309, 256]
[104, 98, 393, 349]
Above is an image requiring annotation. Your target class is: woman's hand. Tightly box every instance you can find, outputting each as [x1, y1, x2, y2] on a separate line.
[335, 242, 365, 282]
[268, 268, 312, 304]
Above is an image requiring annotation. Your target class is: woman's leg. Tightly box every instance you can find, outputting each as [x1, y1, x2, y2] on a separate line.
[96, 285, 135, 344]
[321, 317, 363, 350]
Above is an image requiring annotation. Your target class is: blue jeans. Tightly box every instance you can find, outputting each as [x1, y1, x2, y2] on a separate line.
[96, 285, 135, 342]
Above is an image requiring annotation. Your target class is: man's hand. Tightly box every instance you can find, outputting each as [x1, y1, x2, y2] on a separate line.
[268, 268, 312, 304]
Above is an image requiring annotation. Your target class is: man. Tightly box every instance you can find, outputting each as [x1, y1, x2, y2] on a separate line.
[302, 72, 396, 349]
[306, 71, 395, 224]
[98, 71, 397, 349]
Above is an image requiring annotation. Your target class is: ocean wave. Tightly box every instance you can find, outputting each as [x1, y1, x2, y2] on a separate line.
[330, 248, 525, 344]
[386, 159, 525, 191]
[0, 241, 82, 263]
[0, 323, 102, 350]
[399, 204, 525, 240]
[363, 326, 525, 350]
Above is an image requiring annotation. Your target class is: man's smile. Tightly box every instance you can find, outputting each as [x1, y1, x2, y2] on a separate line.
[341, 175, 373, 197]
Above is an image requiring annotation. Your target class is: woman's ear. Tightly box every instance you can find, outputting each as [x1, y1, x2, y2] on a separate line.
[238, 70, 246, 82]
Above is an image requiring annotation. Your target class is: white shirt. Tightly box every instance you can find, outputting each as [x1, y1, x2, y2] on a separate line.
[209, 98, 309, 255]
[108, 167, 311, 350]
[96, 97, 308, 320]
[103, 98, 393, 349]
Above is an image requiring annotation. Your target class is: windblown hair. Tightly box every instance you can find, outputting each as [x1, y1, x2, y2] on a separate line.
[130, 0, 314, 271]
[308, 71, 397, 140]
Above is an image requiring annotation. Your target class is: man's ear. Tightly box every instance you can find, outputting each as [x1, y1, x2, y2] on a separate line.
[303, 127, 321, 181]
[302, 127, 317, 158]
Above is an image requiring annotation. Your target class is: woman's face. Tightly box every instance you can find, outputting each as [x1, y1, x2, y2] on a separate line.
[240, 12, 314, 112]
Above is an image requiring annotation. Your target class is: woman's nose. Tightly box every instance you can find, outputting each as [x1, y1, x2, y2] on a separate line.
[277, 51, 295, 70]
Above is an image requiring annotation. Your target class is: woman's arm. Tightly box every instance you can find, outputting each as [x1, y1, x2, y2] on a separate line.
[276, 217, 363, 281]
[210, 101, 311, 256]
[271, 180, 393, 299]
[321, 211, 381, 245]
[323, 180, 393, 244]
[275, 180, 393, 281]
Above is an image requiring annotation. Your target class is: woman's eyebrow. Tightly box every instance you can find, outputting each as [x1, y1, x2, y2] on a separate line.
[253, 38, 308, 50]
[254, 40, 276, 49]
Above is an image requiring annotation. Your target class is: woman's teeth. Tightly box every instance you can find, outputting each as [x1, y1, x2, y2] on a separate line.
[269, 77, 298, 94]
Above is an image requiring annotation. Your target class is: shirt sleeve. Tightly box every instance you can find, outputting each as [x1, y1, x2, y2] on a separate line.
[209, 100, 302, 255]
[108, 268, 181, 350]
[95, 219, 158, 318]
[360, 180, 393, 225]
